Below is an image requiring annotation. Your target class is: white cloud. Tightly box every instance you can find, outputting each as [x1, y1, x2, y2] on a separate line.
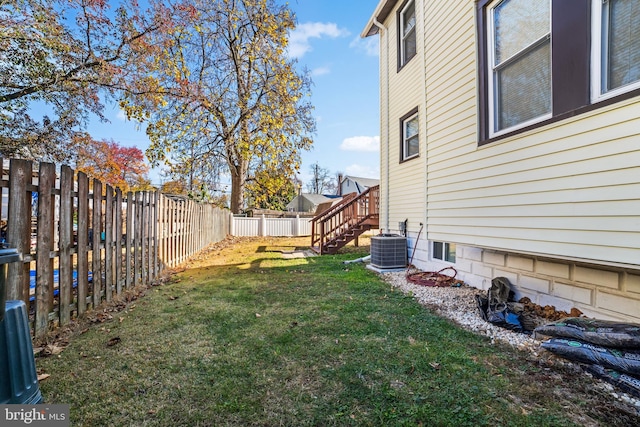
[311, 66, 331, 77]
[340, 136, 380, 152]
[345, 164, 379, 179]
[289, 22, 349, 58]
[349, 36, 379, 56]
[116, 110, 127, 121]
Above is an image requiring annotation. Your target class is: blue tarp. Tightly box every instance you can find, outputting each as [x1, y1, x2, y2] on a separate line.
[29, 270, 92, 302]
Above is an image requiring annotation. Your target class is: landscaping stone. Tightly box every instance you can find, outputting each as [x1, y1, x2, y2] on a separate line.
[380, 271, 640, 412]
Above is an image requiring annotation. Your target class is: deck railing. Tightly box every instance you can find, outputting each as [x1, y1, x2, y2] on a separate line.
[311, 185, 379, 254]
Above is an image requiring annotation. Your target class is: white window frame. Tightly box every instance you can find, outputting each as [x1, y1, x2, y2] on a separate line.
[486, 0, 552, 138]
[432, 241, 456, 263]
[591, 0, 640, 103]
[402, 111, 419, 161]
[399, 0, 416, 67]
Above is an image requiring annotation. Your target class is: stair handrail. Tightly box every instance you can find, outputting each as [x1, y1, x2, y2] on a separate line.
[311, 192, 357, 222]
[311, 185, 379, 253]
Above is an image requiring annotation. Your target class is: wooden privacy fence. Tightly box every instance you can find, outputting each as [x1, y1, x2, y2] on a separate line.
[1, 158, 230, 340]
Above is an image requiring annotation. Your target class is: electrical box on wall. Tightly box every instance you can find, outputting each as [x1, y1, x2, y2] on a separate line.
[398, 219, 407, 236]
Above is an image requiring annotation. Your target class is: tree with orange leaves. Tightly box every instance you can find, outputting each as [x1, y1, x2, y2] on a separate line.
[75, 135, 150, 192]
[0, 0, 178, 163]
[129, 0, 316, 214]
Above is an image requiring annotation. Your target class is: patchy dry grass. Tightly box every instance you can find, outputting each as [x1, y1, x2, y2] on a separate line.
[36, 237, 639, 426]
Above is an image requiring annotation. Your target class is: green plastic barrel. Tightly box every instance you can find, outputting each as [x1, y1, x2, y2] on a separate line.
[0, 247, 21, 322]
[0, 247, 43, 404]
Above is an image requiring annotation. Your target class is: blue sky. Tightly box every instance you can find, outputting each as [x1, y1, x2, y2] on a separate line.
[88, 0, 381, 190]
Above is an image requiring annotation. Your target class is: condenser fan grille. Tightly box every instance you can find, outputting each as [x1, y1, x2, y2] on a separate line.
[370, 234, 407, 269]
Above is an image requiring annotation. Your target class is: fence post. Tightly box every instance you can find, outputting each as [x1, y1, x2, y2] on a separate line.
[125, 191, 133, 289]
[159, 194, 166, 269]
[92, 179, 102, 308]
[105, 185, 113, 302]
[77, 172, 89, 315]
[6, 159, 31, 304]
[141, 192, 147, 285]
[151, 191, 158, 280]
[291, 215, 297, 237]
[59, 165, 74, 327]
[115, 188, 123, 295]
[134, 191, 142, 285]
[34, 162, 55, 340]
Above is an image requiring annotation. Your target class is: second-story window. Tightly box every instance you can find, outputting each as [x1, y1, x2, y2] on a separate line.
[399, 0, 416, 68]
[400, 107, 419, 162]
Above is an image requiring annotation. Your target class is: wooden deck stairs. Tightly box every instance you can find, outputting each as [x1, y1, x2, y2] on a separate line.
[311, 185, 380, 255]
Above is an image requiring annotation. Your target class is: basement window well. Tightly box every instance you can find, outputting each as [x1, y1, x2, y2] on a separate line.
[432, 241, 456, 263]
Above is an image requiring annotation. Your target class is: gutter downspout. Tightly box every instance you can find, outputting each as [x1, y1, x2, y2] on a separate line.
[372, 16, 390, 233]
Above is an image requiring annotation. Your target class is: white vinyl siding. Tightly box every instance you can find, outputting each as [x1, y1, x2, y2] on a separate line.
[418, 0, 640, 267]
[379, 0, 426, 234]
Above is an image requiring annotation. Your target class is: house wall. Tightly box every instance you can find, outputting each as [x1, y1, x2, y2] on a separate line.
[340, 178, 365, 196]
[379, 0, 428, 236]
[286, 196, 316, 213]
[340, 179, 355, 196]
[372, 0, 640, 322]
[421, 0, 640, 268]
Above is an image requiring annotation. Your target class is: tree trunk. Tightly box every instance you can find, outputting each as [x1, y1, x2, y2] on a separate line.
[229, 161, 248, 214]
[228, 120, 251, 213]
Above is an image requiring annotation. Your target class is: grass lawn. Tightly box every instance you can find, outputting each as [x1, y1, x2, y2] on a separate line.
[37, 237, 639, 426]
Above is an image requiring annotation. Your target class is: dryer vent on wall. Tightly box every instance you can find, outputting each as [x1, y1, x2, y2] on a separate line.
[370, 234, 407, 269]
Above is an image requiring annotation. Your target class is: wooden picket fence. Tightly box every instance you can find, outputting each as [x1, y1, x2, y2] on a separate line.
[1, 158, 230, 340]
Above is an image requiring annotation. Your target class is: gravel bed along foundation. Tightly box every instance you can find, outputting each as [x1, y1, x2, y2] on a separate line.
[379, 271, 640, 412]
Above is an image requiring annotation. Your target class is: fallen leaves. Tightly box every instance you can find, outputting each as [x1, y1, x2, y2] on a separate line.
[88, 312, 113, 324]
[34, 344, 65, 357]
[518, 297, 583, 321]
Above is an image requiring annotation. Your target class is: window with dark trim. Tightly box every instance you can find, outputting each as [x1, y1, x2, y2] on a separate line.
[593, 0, 640, 101]
[400, 107, 419, 162]
[477, 0, 640, 145]
[397, 0, 417, 70]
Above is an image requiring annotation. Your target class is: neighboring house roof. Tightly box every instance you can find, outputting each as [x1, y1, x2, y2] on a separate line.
[340, 176, 380, 195]
[286, 193, 341, 212]
[361, 0, 400, 37]
[343, 176, 380, 188]
[302, 193, 335, 205]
